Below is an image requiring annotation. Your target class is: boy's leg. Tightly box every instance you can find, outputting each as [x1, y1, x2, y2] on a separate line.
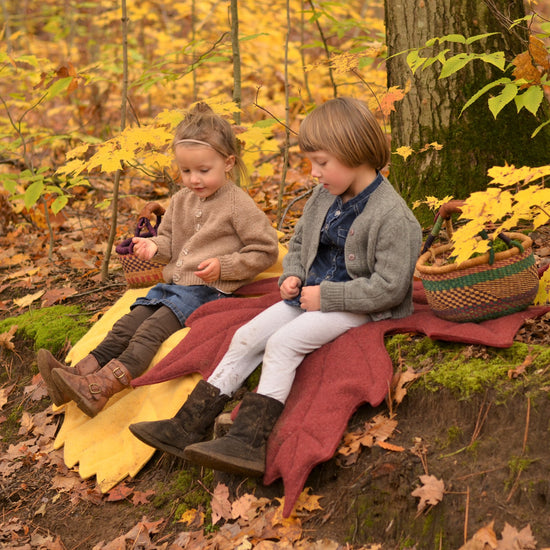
[256, 310, 368, 403]
[207, 301, 302, 397]
[92, 305, 158, 366]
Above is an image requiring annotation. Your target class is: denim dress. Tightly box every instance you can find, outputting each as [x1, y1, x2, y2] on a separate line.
[285, 172, 383, 308]
[132, 284, 231, 327]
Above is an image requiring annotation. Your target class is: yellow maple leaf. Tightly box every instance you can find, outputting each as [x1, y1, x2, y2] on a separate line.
[534, 269, 550, 305]
[329, 51, 360, 75]
[177, 508, 204, 527]
[395, 145, 414, 160]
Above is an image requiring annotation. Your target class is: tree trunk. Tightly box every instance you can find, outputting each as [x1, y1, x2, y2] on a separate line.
[384, 0, 550, 218]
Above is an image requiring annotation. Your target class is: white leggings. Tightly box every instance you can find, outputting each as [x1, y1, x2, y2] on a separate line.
[207, 300, 369, 403]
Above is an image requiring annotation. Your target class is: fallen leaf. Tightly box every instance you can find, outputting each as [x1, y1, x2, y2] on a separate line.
[178, 508, 204, 529]
[106, 483, 133, 501]
[508, 354, 533, 379]
[132, 489, 155, 505]
[411, 474, 445, 513]
[498, 522, 537, 549]
[376, 440, 405, 452]
[0, 383, 15, 409]
[13, 290, 46, 308]
[212, 483, 233, 524]
[41, 287, 78, 307]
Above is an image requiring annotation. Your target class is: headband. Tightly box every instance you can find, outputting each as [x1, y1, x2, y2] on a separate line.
[174, 139, 214, 148]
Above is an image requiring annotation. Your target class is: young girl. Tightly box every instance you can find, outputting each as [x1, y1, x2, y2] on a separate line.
[129, 97, 422, 476]
[38, 103, 279, 418]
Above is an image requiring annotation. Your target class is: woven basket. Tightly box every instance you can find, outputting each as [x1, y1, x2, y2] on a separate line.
[116, 202, 166, 289]
[416, 202, 539, 323]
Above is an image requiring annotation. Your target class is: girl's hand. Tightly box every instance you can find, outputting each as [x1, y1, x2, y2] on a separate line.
[195, 258, 221, 283]
[132, 237, 158, 260]
[300, 285, 321, 311]
[280, 276, 302, 300]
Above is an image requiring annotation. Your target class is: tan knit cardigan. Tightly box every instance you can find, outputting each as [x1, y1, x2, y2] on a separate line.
[151, 183, 279, 293]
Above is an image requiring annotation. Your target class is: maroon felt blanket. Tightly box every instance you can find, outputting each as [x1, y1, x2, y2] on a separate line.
[132, 278, 550, 517]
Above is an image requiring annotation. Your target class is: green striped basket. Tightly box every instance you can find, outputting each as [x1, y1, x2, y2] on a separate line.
[416, 232, 539, 323]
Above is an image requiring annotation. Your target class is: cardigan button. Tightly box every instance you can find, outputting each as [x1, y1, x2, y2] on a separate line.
[349, 229, 355, 236]
[348, 253, 356, 261]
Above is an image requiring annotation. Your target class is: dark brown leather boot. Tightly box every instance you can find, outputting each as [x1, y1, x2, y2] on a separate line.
[37, 349, 100, 406]
[51, 358, 132, 417]
[183, 392, 284, 477]
[129, 380, 231, 458]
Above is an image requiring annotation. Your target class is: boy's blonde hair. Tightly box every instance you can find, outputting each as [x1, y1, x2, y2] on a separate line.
[173, 103, 248, 183]
[298, 97, 390, 171]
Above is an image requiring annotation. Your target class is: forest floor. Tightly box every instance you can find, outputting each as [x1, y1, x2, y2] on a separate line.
[1, 204, 550, 550]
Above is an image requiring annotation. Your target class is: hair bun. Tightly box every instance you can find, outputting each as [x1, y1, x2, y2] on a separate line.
[190, 102, 214, 115]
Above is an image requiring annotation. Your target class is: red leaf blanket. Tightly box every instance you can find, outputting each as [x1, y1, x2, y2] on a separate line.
[132, 278, 550, 517]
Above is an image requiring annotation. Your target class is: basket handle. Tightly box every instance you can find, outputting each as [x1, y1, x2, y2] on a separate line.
[138, 201, 165, 219]
[420, 200, 465, 254]
[420, 199, 525, 261]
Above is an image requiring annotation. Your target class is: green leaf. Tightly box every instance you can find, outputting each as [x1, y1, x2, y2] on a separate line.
[464, 32, 499, 45]
[24, 180, 45, 209]
[515, 86, 544, 116]
[0, 173, 19, 194]
[239, 33, 268, 42]
[439, 53, 474, 79]
[478, 51, 506, 71]
[488, 83, 518, 119]
[253, 118, 278, 128]
[45, 76, 73, 100]
[439, 33, 466, 44]
[460, 78, 511, 115]
[51, 195, 68, 214]
[532, 119, 550, 138]
[406, 50, 427, 74]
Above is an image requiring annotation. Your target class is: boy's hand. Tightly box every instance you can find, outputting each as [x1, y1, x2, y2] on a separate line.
[280, 276, 302, 300]
[300, 285, 321, 311]
[132, 237, 158, 260]
[195, 258, 221, 283]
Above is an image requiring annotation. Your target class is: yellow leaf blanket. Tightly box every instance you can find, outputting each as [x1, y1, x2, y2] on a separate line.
[53, 244, 286, 492]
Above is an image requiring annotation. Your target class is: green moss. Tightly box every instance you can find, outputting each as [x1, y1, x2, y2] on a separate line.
[388, 332, 550, 401]
[153, 466, 215, 528]
[0, 305, 90, 354]
[446, 425, 464, 447]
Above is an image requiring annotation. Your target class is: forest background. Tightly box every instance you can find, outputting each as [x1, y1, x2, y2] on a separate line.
[2, 0, 550, 549]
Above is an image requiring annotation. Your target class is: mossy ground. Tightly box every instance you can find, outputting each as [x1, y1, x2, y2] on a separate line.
[2, 293, 549, 548]
[0, 304, 90, 356]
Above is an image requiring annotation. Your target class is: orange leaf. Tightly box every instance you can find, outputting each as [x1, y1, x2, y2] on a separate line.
[106, 483, 133, 501]
[376, 440, 405, 452]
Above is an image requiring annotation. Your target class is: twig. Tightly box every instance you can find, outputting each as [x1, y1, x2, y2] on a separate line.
[464, 485, 470, 544]
[506, 396, 532, 503]
[522, 396, 530, 455]
[70, 282, 126, 299]
[470, 392, 492, 445]
[454, 465, 506, 481]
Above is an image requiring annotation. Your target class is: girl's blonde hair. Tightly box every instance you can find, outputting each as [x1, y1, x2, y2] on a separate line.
[298, 97, 390, 171]
[173, 103, 248, 183]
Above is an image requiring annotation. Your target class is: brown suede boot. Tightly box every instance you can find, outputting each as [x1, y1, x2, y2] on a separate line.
[129, 380, 230, 458]
[183, 392, 284, 477]
[51, 358, 132, 417]
[37, 349, 100, 407]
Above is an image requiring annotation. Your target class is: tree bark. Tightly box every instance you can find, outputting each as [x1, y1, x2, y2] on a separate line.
[385, 0, 550, 217]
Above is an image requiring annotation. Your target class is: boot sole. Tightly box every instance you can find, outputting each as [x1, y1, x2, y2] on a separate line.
[183, 443, 265, 477]
[37, 349, 69, 407]
[128, 424, 189, 459]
